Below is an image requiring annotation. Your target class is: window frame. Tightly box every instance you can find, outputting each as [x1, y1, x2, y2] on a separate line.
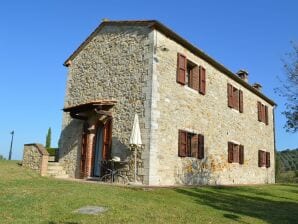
[177, 53, 206, 95]
[257, 102, 269, 125]
[178, 130, 204, 159]
[258, 150, 270, 168]
[227, 83, 243, 113]
[228, 141, 244, 164]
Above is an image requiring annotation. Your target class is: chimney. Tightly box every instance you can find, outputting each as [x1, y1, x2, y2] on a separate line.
[252, 83, 262, 92]
[236, 70, 249, 82]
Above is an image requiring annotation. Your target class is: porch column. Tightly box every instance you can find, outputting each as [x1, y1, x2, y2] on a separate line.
[85, 123, 96, 177]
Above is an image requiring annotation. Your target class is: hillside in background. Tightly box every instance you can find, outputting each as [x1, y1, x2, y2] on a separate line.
[277, 148, 298, 171]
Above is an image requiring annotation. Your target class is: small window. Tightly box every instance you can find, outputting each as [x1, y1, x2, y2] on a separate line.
[177, 53, 206, 94]
[178, 130, 204, 159]
[257, 102, 268, 125]
[186, 61, 197, 89]
[228, 142, 244, 164]
[227, 84, 243, 112]
[258, 150, 270, 168]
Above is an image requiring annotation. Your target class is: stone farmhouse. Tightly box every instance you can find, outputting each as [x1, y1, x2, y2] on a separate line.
[58, 20, 276, 186]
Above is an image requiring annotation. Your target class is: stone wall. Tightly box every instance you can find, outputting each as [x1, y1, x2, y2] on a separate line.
[59, 24, 154, 183]
[150, 30, 275, 185]
[22, 143, 49, 176]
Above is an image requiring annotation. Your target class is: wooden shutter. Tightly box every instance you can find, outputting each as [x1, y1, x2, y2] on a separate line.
[178, 130, 187, 157]
[261, 104, 265, 123]
[177, 53, 186, 85]
[258, 150, 262, 167]
[239, 90, 243, 113]
[198, 134, 204, 159]
[80, 126, 88, 178]
[258, 150, 266, 167]
[199, 66, 206, 95]
[102, 118, 113, 160]
[257, 102, 262, 121]
[190, 66, 200, 91]
[228, 84, 233, 108]
[266, 152, 270, 168]
[233, 88, 239, 110]
[228, 142, 234, 163]
[233, 145, 239, 163]
[191, 134, 198, 158]
[239, 145, 244, 164]
[265, 106, 269, 125]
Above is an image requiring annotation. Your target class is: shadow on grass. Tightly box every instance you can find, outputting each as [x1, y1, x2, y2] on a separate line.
[175, 186, 298, 224]
[49, 222, 78, 224]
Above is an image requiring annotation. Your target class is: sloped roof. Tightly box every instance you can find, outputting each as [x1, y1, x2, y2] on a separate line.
[63, 20, 276, 106]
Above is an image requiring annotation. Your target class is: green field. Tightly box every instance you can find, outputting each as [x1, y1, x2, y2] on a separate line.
[0, 161, 297, 224]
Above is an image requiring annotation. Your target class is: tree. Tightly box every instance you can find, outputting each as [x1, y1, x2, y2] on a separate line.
[45, 127, 52, 149]
[0, 155, 6, 160]
[276, 42, 298, 132]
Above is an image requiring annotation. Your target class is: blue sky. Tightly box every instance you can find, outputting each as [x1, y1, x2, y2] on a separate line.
[0, 0, 297, 160]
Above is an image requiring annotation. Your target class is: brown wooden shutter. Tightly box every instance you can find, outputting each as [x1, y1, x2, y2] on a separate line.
[198, 134, 204, 159]
[102, 118, 113, 160]
[199, 66, 206, 95]
[178, 130, 187, 157]
[239, 145, 244, 164]
[258, 150, 262, 167]
[80, 125, 88, 178]
[265, 106, 269, 125]
[233, 145, 239, 163]
[262, 104, 265, 123]
[228, 84, 233, 108]
[190, 66, 199, 91]
[239, 90, 243, 113]
[266, 152, 270, 168]
[257, 102, 262, 121]
[177, 53, 186, 85]
[191, 134, 199, 158]
[233, 88, 239, 110]
[228, 142, 234, 163]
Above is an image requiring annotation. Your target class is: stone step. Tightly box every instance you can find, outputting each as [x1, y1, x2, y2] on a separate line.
[54, 174, 69, 179]
[47, 170, 66, 175]
[46, 162, 68, 178]
[48, 162, 60, 166]
[48, 156, 56, 162]
[47, 166, 64, 171]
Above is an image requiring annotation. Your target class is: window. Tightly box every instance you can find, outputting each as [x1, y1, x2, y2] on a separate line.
[258, 150, 270, 168]
[227, 84, 243, 112]
[228, 142, 244, 164]
[178, 130, 204, 159]
[186, 60, 198, 89]
[177, 53, 206, 95]
[257, 102, 268, 125]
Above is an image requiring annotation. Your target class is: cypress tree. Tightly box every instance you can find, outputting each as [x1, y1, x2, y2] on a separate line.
[46, 127, 52, 149]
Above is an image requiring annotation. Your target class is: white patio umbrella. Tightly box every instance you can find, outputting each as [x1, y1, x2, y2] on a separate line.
[129, 113, 142, 146]
[129, 113, 142, 183]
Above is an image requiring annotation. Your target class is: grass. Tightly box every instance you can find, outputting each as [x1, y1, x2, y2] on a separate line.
[0, 161, 297, 224]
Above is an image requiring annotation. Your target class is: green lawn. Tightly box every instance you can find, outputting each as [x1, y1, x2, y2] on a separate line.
[0, 161, 297, 224]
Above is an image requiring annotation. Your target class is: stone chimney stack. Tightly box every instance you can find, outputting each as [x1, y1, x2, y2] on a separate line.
[252, 83, 262, 92]
[236, 70, 249, 82]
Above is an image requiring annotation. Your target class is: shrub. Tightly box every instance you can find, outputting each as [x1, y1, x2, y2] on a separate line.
[47, 148, 58, 156]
